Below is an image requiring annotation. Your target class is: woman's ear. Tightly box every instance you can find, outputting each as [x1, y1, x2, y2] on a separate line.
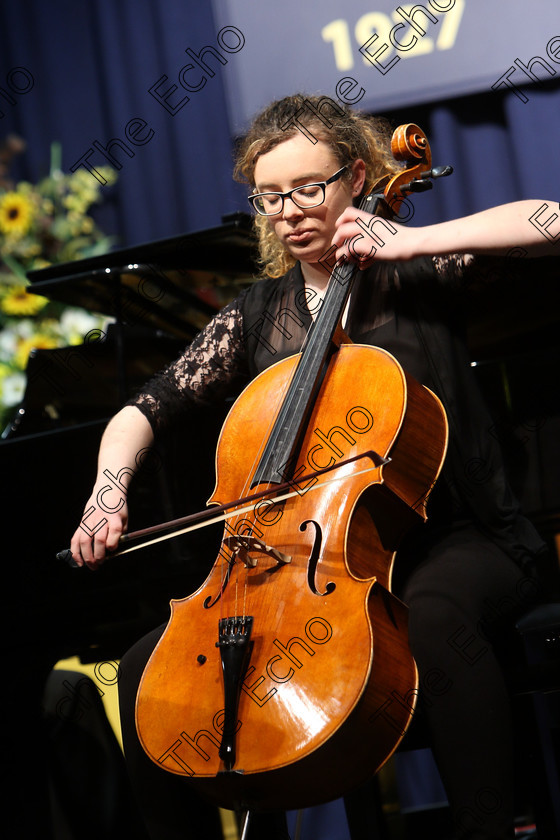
[351, 159, 367, 197]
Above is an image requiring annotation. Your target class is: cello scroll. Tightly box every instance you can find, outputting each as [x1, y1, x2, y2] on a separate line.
[373, 123, 452, 218]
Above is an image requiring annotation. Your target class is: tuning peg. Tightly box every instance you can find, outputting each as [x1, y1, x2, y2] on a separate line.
[430, 165, 453, 178]
[399, 179, 433, 193]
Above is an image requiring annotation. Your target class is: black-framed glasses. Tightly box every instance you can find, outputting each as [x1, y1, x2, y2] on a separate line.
[248, 166, 348, 216]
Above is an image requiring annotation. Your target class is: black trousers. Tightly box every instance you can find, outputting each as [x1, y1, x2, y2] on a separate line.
[118, 525, 540, 840]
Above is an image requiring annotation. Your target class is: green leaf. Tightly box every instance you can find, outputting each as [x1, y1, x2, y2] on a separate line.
[1, 254, 29, 284]
[79, 236, 117, 257]
[50, 141, 63, 178]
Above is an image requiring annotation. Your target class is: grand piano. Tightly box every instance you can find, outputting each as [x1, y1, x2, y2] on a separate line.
[2, 212, 258, 838]
[2, 212, 559, 836]
[4, 211, 260, 658]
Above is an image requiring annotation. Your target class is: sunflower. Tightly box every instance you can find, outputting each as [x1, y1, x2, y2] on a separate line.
[0, 191, 34, 237]
[14, 333, 59, 369]
[1, 285, 49, 317]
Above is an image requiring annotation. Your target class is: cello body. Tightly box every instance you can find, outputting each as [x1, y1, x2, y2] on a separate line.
[135, 343, 448, 811]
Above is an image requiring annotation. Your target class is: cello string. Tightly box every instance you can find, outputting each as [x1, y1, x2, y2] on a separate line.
[236, 358, 295, 618]
[232, 317, 315, 621]
[220, 201, 379, 618]
[234, 264, 354, 616]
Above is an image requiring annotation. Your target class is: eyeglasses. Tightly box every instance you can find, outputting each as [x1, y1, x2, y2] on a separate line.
[248, 166, 348, 216]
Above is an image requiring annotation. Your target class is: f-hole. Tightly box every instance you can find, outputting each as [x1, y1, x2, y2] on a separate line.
[300, 519, 336, 597]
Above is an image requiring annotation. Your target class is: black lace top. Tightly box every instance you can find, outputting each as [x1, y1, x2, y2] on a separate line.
[128, 296, 250, 434]
[129, 254, 466, 433]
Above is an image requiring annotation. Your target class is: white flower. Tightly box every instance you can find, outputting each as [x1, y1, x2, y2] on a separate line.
[0, 319, 41, 362]
[13, 319, 35, 339]
[0, 328, 18, 361]
[0, 371, 26, 406]
[58, 307, 110, 344]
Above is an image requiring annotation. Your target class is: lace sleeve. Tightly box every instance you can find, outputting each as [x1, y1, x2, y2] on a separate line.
[432, 253, 521, 292]
[432, 253, 475, 285]
[126, 295, 249, 435]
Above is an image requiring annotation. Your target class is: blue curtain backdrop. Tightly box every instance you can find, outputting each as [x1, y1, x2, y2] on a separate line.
[0, 0, 246, 248]
[1, 0, 560, 251]
[2, 3, 559, 838]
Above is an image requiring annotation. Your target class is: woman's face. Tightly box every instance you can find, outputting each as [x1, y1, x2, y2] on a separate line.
[253, 133, 365, 270]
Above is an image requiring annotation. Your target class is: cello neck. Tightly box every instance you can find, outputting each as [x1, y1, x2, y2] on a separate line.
[250, 193, 380, 489]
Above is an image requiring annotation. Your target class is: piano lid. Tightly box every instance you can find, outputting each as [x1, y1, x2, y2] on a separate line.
[26, 212, 259, 340]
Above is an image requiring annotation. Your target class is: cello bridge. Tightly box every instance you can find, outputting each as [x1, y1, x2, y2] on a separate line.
[223, 535, 291, 569]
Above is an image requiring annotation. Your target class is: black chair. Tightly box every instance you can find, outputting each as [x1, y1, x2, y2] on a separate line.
[512, 601, 560, 839]
[340, 591, 560, 840]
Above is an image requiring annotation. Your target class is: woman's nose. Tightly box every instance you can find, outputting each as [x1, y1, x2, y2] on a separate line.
[282, 196, 305, 221]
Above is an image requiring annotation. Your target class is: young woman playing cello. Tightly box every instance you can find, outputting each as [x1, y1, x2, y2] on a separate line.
[70, 94, 556, 839]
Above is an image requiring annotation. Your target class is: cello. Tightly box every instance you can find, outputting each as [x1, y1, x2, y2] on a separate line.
[75, 125, 452, 813]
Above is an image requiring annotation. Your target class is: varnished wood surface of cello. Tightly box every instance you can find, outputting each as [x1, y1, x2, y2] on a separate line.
[135, 343, 448, 811]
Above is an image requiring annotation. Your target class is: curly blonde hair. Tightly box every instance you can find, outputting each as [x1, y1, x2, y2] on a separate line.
[233, 93, 402, 279]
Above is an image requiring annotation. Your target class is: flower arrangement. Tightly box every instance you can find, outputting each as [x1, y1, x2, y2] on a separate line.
[0, 137, 117, 429]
